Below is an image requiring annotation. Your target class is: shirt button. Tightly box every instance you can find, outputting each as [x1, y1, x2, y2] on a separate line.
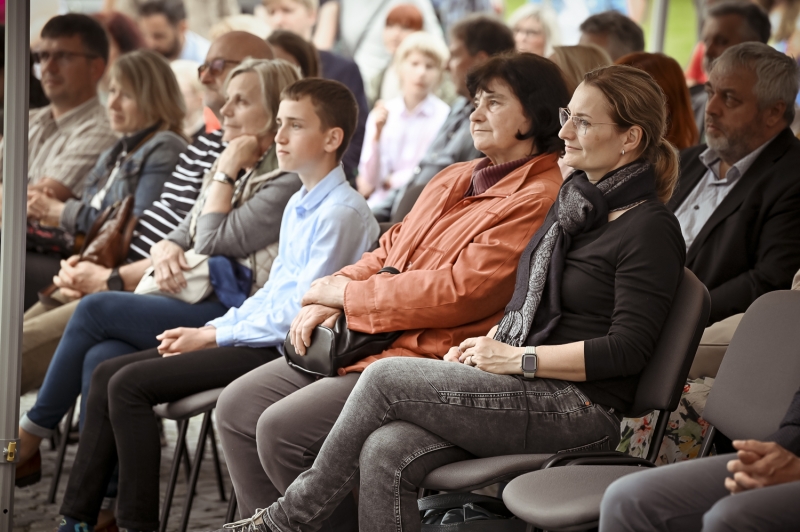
[694, 205, 699, 210]
[413, 166, 421, 174]
[406, 261, 413, 269]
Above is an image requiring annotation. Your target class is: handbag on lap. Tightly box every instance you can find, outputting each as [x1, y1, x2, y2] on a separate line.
[283, 267, 403, 377]
[133, 249, 214, 304]
[38, 196, 138, 307]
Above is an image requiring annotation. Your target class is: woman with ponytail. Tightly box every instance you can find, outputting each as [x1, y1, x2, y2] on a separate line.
[220, 64, 686, 532]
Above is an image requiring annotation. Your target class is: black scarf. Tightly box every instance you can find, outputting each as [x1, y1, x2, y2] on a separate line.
[494, 160, 658, 347]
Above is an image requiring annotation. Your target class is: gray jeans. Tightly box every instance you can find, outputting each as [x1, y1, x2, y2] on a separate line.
[263, 357, 622, 532]
[600, 453, 800, 532]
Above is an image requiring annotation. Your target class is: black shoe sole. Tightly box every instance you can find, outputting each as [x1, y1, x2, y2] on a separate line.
[15, 469, 41, 488]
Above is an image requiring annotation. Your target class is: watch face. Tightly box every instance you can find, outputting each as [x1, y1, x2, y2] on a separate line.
[107, 273, 123, 291]
[522, 354, 537, 372]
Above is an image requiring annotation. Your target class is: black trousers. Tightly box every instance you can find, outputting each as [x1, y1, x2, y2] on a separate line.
[59, 345, 281, 530]
[24, 250, 62, 310]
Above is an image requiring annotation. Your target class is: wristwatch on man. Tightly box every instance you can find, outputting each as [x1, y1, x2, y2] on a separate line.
[106, 267, 124, 292]
[521, 346, 538, 379]
[213, 171, 236, 186]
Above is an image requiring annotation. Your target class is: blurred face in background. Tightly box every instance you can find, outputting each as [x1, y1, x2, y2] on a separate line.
[398, 51, 441, 104]
[702, 14, 751, 72]
[107, 77, 150, 133]
[264, 0, 316, 40]
[140, 13, 184, 60]
[513, 16, 547, 56]
[384, 24, 417, 55]
[448, 37, 484, 98]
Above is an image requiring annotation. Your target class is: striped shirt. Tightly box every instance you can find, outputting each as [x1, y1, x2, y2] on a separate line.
[0, 97, 117, 196]
[127, 128, 223, 260]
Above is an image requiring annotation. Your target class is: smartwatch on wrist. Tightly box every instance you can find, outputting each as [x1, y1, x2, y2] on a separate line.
[213, 171, 235, 186]
[521, 346, 538, 379]
[106, 267, 124, 292]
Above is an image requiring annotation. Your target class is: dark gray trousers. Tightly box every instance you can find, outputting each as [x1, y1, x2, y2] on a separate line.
[216, 358, 361, 524]
[263, 357, 622, 532]
[599, 453, 800, 531]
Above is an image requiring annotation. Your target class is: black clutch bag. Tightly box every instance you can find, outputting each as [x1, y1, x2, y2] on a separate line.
[283, 267, 403, 377]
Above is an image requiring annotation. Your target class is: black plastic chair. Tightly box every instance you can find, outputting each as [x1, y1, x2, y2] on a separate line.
[154, 387, 228, 532]
[501, 289, 800, 531]
[418, 268, 710, 496]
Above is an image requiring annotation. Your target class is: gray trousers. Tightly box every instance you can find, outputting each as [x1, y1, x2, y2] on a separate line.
[599, 454, 800, 531]
[216, 358, 361, 520]
[263, 357, 622, 532]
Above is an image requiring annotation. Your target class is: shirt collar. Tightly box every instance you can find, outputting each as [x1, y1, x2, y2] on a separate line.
[401, 94, 437, 118]
[36, 96, 103, 130]
[699, 134, 777, 185]
[295, 164, 346, 216]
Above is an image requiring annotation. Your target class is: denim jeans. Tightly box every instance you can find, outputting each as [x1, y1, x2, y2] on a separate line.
[20, 291, 227, 436]
[263, 357, 622, 532]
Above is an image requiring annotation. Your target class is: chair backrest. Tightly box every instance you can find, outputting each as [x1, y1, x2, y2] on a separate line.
[628, 268, 711, 418]
[703, 290, 800, 441]
[391, 183, 426, 224]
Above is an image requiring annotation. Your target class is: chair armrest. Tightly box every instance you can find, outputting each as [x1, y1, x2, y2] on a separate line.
[541, 451, 631, 469]
[563, 456, 656, 468]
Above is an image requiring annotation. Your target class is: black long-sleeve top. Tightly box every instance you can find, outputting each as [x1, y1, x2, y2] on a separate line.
[771, 387, 800, 456]
[542, 201, 686, 414]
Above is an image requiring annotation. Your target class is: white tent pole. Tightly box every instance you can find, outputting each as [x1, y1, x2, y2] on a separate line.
[649, 0, 669, 53]
[0, 0, 31, 528]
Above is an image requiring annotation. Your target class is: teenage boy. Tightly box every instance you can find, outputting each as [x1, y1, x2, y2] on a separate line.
[261, 0, 368, 181]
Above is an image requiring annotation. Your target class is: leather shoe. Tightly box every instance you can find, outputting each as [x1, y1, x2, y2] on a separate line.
[15, 449, 41, 487]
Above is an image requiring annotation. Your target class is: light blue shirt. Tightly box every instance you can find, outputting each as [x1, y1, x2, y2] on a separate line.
[675, 136, 775, 249]
[179, 31, 211, 64]
[208, 165, 380, 347]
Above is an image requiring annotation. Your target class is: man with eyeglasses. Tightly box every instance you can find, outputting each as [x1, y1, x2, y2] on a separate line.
[0, 14, 117, 216]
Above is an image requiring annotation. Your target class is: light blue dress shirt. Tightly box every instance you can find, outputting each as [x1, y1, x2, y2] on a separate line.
[179, 31, 211, 64]
[674, 136, 775, 249]
[208, 165, 379, 347]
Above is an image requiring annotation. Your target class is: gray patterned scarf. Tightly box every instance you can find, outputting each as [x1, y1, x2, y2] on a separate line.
[494, 160, 657, 347]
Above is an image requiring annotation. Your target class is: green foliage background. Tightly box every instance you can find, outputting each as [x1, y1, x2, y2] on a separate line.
[504, 0, 698, 67]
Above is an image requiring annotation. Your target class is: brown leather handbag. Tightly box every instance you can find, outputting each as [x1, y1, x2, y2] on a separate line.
[38, 196, 138, 306]
[78, 195, 138, 268]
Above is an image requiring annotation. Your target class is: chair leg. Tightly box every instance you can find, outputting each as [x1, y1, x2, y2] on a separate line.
[181, 432, 192, 484]
[225, 486, 237, 522]
[178, 410, 212, 532]
[207, 417, 227, 502]
[48, 400, 77, 504]
[160, 419, 189, 532]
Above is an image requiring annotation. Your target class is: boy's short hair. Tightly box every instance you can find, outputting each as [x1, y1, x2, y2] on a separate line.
[262, 0, 319, 11]
[281, 78, 358, 162]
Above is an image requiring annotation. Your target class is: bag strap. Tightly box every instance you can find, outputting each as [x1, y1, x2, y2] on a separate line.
[418, 493, 508, 513]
